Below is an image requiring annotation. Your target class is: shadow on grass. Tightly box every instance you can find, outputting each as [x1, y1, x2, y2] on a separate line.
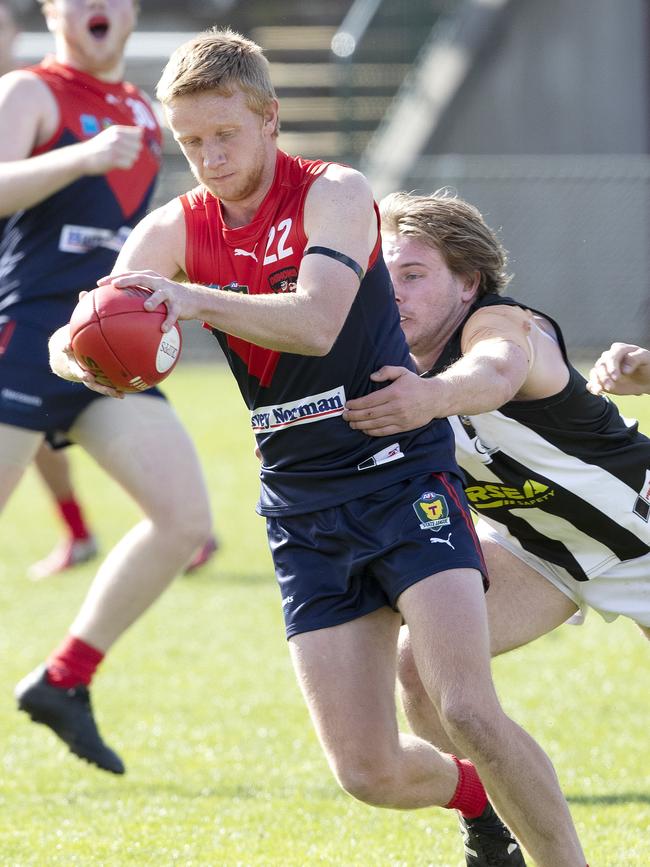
[568, 792, 650, 806]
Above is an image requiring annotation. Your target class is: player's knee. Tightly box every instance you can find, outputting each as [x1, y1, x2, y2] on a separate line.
[172, 509, 212, 554]
[439, 695, 501, 759]
[334, 754, 401, 807]
[154, 492, 212, 553]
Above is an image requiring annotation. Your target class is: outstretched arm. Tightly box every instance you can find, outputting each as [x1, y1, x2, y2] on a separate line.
[343, 305, 533, 436]
[587, 342, 650, 396]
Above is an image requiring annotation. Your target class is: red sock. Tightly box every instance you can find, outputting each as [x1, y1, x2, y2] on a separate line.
[57, 498, 91, 541]
[46, 636, 104, 688]
[445, 755, 488, 819]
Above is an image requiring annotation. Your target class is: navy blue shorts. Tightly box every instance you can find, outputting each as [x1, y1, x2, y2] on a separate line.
[0, 319, 163, 447]
[267, 471, 487, 639]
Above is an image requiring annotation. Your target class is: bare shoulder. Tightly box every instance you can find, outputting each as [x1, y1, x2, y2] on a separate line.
[304, 164, 375, 247]
[309, 163, 373, 208]
[0, 70, 59, 154]
[115, 198, 186, 275]
[461, 303, 533, 354]
[0, 69, 55, 112]
[465, 303, 531, 331]
[150, 196, 185, 228]
[131, 197, 185, 236]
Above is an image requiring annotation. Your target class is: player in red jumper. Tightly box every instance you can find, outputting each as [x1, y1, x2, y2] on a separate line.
[50, 29, 587, 867]
[5, 0, 214, 774]
[0, 0, 99, 581]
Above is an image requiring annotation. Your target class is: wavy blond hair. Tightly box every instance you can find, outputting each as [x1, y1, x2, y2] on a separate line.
[380, 189, 511, 297]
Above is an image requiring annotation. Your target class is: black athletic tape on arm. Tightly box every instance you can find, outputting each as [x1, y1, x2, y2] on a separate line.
[303, 246, 365, 281]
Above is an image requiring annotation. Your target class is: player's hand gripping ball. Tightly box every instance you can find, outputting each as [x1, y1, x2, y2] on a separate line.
[69, 283, 182, 392]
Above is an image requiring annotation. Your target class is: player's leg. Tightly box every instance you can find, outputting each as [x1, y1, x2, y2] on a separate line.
[16, 395, 212, 773]
[272, 503, 486, 816]
[0, 421, 43, 513]
[398, 536, 578, 753]
[66, 394, 213, 649]
[274, 495, 525, 867]
[29, 443, 98, 579]
[399, 568, 585, 867]
[289, 608, 461, 809]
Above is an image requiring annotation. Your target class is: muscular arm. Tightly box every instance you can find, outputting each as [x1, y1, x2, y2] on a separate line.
[431, 313, 532, 414]
[104, 165, 378, 356]
[344, 306, 544, 436]
[0, 71, 143, 218]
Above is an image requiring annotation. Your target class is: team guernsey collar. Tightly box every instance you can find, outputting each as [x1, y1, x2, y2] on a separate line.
[40, 56, 130, 99]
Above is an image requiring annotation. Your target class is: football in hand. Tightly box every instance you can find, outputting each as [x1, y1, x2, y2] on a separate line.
[69, 283, 182, 392]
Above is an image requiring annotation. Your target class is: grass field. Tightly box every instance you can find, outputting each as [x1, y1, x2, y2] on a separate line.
[0, 362, 648, 866]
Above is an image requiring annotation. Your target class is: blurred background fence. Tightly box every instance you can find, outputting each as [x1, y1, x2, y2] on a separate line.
[13, 0, 650, 357]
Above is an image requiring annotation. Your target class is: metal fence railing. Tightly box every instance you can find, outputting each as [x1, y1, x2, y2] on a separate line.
[401, 154, 650, 355]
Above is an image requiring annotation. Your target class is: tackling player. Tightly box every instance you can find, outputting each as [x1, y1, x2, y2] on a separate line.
[342, 190, 650, 772]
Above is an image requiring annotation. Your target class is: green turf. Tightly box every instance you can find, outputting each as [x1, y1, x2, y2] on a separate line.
[0, 364, 648, 866]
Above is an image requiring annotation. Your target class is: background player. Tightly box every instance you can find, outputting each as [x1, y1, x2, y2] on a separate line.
[4, 0, 214, 774]
[52, 29, 588, 867]
[0, 0, 105, 581]
[0, 0, 18, 76]
[342, 190, 650, 748]
[588, 342, 650, 396]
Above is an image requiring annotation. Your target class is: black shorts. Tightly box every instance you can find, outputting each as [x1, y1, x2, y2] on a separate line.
[267, 471, 487, 638]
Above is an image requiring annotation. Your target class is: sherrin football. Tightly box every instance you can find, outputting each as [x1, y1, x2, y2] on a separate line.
[69, 283, 182, 393]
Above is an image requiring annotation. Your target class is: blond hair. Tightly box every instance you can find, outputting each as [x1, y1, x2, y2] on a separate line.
[156, 27, 278, 132]
[380, 189, 511, 297]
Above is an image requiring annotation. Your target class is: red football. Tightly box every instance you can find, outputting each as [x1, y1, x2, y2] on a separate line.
[69, 283, 182, 393]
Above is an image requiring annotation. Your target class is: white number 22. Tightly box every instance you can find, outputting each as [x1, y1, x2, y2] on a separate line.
[263, 218, 294, 265]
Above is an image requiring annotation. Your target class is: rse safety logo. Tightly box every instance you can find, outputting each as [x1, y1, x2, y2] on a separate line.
[465, 479, 553, 509]
[413, 492, 450, 531]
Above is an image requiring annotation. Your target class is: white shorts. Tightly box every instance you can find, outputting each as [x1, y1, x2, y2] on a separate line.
[476, 518, 650, 628]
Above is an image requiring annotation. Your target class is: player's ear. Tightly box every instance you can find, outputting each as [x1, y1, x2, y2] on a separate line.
[263, 99, 280, 135]
[462, 270, 480, 301]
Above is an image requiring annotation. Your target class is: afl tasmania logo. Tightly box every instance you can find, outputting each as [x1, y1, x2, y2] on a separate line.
[412, 492, 451, 531]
